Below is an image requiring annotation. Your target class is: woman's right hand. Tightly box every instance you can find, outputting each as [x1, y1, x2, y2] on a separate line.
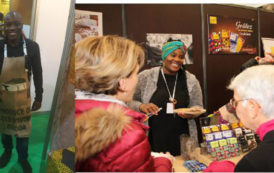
[162, 152, 174, 162]
[151, 152, 174, 162]
[139, 103, 159, 115]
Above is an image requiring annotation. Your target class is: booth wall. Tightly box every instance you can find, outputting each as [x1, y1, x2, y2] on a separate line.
[125, 4, 204, 94]
[260, 11, 274, 39]
[10, 0, 33, 25]
[32, 0, 71, 111]
[203, 4, 258, 113]
[75, 4, 204, 101]
[75, 4, 274, 114]
[75, 4, 123, 36]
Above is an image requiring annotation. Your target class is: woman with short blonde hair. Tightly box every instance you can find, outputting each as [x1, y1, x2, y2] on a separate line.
[75, 35, 172, 172]
[75, 35, 144, 95]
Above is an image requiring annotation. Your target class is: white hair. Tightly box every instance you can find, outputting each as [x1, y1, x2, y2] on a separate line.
[228, 65, 274, 118]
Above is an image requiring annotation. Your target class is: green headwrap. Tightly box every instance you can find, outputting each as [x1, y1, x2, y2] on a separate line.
[161, 41, 187, 60]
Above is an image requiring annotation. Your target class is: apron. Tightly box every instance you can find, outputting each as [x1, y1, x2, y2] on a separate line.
[0, 40, 31, 137]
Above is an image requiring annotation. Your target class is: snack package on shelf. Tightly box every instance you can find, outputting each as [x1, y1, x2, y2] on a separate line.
[210, 124, 220, 132]
[238, 135, 250, 153]
[219, 139, 231, 159]
[209, 141, 221, 161]
[227, 137, 240, 157]
[220, 123, 230, 131]
[222, 130, 234, 139]
[213, 132, 223, 140]
[243, 128, 257, 150]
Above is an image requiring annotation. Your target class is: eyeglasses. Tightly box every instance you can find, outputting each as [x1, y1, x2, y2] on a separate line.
[229, 98, 252, 121]
[229, 98, 250, 109]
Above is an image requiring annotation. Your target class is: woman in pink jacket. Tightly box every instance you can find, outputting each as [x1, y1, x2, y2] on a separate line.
[74, 35, 172, 172]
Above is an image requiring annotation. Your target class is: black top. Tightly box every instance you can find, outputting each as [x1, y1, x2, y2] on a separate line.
[0, 37, 43, 102]
[148, 69, 190, 156]
[235, 130, 274, 172]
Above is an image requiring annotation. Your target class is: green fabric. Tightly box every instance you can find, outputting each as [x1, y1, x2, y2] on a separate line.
[0, 113, 49, 173]
[161, 41, 186, 60]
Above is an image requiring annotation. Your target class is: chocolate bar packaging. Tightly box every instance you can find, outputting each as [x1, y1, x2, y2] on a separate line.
[183, 160, 207, 172]
[227, 137, 240, 157]
[230, 32, 238, 53]
[222, 130, 233, 139]
[236, 36, 245, 53]
[238, 136, 249, 152]
[221, 30, 230, 52]
[201, 121, 258, 161]
[209, 32, 222, 54]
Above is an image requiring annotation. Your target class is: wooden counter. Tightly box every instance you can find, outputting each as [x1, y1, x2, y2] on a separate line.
[173, 147, 247, 172]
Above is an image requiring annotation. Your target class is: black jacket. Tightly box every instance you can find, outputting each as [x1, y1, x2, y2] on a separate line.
[240, 58, 258, 72]
[0, 37, 43, 102]
[235, 130, 274, 172]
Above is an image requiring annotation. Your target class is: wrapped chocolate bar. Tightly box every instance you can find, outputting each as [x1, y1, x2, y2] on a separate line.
[213, 132, 223, 140]
[238, 136, 249, 153]
[210, 125, 220, 132]
[227, 137, 240, 157]
[222, 130, 234, 139]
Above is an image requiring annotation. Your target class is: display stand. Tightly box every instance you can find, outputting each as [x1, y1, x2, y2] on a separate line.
[190, 147, 246, 165]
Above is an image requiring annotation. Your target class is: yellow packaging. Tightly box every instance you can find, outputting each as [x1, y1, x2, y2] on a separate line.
[270, 47, 274, 55]
[231, 123, 239, 129]
[210, 16, 217, 24]
[236, 37, 245, 53]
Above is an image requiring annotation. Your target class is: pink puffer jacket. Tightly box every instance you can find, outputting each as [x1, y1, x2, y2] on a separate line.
[75, 99, 172, 172]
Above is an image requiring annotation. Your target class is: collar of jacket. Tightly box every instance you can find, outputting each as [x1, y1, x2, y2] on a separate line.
[75, 90, 148, 127]
[256, 119, 274, 141]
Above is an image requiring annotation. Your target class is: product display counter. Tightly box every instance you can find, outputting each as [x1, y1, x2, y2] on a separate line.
[46, 147, 75, 173]
[173, 147, 247, 172]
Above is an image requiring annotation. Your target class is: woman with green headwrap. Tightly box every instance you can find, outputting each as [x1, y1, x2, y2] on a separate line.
[129, 38, 203, 156]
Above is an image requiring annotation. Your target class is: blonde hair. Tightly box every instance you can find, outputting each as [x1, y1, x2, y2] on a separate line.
[75, 35, 144, 95]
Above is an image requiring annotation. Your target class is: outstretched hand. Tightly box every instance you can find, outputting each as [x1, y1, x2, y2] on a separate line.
[255, 52, 274, 64]
[139, 103, 159, 115]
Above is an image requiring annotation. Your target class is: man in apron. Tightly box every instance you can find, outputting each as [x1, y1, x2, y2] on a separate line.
[0, 12, 43, 173]
[0, 12, 4, 40]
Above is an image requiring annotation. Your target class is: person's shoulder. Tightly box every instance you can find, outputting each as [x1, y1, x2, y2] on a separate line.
[25, 38, 39, 48]
[241, 140, 274, 164]
[185, 70, 198, 80]
[236, 143, 274, 172]
[139, 66, 160, 77]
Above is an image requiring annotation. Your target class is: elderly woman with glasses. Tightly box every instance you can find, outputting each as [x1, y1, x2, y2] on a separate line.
[216, 52, 274, 124]
[204, 65, 274, 172]
[129, 38, 203, 156]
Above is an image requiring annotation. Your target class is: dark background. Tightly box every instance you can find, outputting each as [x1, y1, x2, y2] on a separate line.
[75, 4, 274, 142]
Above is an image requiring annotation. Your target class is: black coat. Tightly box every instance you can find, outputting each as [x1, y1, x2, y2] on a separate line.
[235, 130, 274, 172]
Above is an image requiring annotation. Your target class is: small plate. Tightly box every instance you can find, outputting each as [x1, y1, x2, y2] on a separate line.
[174, 107, 206, 116]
